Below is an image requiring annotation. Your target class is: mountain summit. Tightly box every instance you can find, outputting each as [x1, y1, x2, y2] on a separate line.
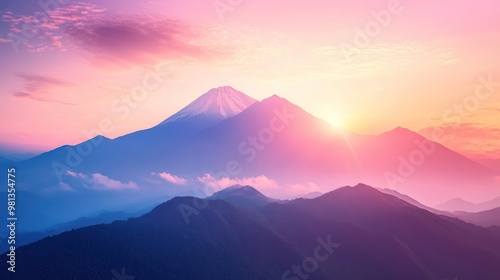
[209, 185, 277, 207]
[161, 86, 257, 124]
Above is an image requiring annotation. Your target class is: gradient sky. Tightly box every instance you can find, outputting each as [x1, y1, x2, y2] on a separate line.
[1, 0, 499, 164]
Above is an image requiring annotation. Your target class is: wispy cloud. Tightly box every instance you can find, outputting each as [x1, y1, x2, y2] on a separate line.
[67, 15, 231, 68]
[13, 91, 74, 105]
[16, 73, 72, 92]
[419, 123, 500, 158]
[66, 171, 138, 190]
[152, 172, 188, 185]
[0, 3, 106, 52]
[57, 182, 75, 191]
[13, 73, 74, 104]
[481, 107, 500, 113]
[197, 173, 279, 190]
[1, 3, 233, 68]
[45, 181, 75, 192]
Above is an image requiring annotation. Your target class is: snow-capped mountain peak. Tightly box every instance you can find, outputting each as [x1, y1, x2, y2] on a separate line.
[162, 86, 257, 124]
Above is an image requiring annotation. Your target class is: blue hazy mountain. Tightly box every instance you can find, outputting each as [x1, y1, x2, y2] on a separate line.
[5, 86, 499, 232]
[2, 87, 256, 230]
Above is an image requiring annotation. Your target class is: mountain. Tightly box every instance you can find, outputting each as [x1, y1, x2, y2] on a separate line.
[114, 86, 257, 149]
[451, 207, 500, 227]
[2, 198, 303, 280]
[3, 184, 500, 280]
[156, 94, 498, 204]
[0, 191, 50, 231]
[4, 87, 257, 230]
[16, 87, 256, 188]
[377, 188, 500, 228]
[436, 197, 500, 212]
[352, 127, 498, 204]
[378, 188, 449, 215]
[295, 191, 324, 199]
[208, 185, 278, 207]
[256, 184, 500, 279]
[161, 94, 366, 184]
[490, 225, 500, 234]
[8, 87, 500, 231]
[0, 210, 138, 254]
[159, 86, 257, 124]
[472, 157, 500, 173]
[0, 150, 37, 161]
[0, 202, 161, 254]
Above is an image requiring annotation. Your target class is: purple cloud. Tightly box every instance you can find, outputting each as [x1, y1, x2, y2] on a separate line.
[13, 91, 74, 105]
[66, 15, 231, 67]
[1, 3, 232, 67]
[12, 73, 74, 105]
[16, 73, 72, 92]
[0, 3, 106, 52]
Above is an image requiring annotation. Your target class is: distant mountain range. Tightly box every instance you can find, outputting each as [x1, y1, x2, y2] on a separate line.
[2, 86, 499, 232]
[2, 184, 499, 280]
[436, 196, 500, 212]
[0, 208, 153, 254]
[451, 207, 500, 228]
[295, 191, 324, 199]
[379, 188, 500, 228]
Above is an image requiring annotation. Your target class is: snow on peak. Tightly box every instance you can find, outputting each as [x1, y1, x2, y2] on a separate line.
[162, 86, 257, 124]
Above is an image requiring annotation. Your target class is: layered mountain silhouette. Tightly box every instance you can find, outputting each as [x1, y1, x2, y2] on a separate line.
[4, 86, 500, 231]
[2, 184, 499, 280]
[295, 191, 324, 199]
[208, 184, 278, 207]
[0, 209, 151, 254]
[451, 207, 500, 227]
[436, 196, 500, 212]
[379, 188, 500, 228]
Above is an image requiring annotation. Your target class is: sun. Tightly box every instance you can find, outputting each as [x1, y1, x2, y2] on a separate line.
[328, 115, 343, 128]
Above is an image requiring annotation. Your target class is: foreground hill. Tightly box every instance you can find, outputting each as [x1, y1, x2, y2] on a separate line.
[2, 184, 500, 280]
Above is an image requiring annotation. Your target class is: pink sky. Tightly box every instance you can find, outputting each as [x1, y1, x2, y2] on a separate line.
[0, 0, 499, 162]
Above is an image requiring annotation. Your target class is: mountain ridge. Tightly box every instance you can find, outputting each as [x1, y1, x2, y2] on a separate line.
[6, 86, 500, 232]
[208, 184, 278, 207]
[4, 184, 500, 279]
